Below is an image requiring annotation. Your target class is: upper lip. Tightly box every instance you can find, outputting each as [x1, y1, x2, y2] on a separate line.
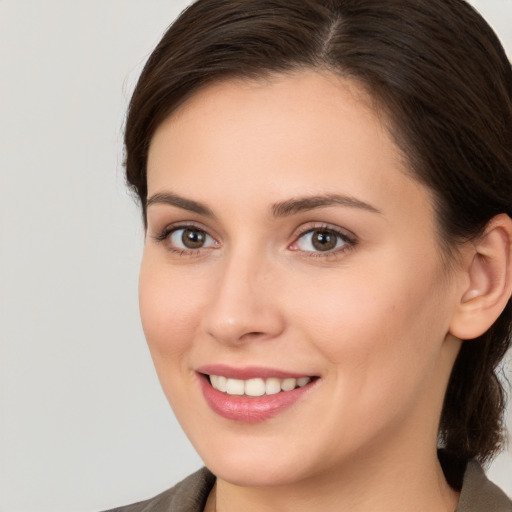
[196, 364, 316, 380]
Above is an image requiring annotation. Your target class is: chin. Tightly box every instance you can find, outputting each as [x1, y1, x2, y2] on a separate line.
[206, 456, 304, 488]
[190, 432, 306, 487]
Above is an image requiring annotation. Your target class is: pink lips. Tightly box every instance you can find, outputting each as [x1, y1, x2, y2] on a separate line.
[197, 364, 311, 380]
[196, 365, 317, 423]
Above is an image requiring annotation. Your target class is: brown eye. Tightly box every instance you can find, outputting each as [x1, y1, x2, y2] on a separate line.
[294, 228, 351, 253]
[311, 230, 338, 251]
[168, 227, 217, 250]
[182, 228, 207, 248]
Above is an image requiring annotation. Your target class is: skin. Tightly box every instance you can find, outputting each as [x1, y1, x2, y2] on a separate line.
[140, 70, 465, 512]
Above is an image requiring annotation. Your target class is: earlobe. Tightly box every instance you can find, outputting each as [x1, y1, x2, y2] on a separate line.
[450, 213, 512, 340]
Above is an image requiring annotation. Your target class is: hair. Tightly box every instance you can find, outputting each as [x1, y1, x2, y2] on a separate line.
[124, 0, 512, 464]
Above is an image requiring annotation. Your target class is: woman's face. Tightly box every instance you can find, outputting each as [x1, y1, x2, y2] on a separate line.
[141, 71, 462, 487]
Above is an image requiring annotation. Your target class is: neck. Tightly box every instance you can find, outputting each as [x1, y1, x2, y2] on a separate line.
[213, 445, 459, 512]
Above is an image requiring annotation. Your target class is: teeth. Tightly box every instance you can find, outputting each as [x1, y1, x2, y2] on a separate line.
[225, 378, 244, 395]
[216, 375, 227, 392]
[245, 378, 266, 397]
[281, 378, 296, 391]
[209, 375, 312, 396]
[297, 377, 311, 387]
[265, 378, 281, 395]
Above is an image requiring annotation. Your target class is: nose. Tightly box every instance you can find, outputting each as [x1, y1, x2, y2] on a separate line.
[200, 249, 285, 346]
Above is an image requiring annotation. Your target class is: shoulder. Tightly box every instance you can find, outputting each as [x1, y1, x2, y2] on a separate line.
[101, 467, 216, 512]
[457, 460, 512, 512]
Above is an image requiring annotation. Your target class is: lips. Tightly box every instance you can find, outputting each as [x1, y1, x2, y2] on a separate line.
[196, 365, 318, 423]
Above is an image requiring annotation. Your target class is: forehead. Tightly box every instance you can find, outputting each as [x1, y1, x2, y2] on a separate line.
[149, 71, 430, 220]
[169, 70, 380, 127]
[147, 70, 409, 194]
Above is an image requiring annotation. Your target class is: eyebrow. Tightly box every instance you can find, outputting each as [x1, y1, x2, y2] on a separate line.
[146, 192, 214, 217]
[146, 191, 381, 218]
[271, 194, 381, 217]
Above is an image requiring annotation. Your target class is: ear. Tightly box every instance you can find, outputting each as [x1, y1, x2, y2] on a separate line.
[449, 214, 512, 340]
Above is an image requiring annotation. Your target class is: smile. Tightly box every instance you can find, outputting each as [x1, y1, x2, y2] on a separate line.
[209, 375, 312, 396]
[197, 367, 319, 423]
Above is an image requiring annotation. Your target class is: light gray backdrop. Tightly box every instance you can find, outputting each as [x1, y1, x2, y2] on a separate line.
[1, 1, 511, 511]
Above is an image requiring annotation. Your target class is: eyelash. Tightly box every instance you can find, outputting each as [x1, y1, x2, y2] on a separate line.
[152, 223, 218, 257]
[290, 223, 357, 259]
[152, 222, 357, 258]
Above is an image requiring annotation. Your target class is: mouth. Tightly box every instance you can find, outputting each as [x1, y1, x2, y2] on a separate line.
[196, 366, 319, 423]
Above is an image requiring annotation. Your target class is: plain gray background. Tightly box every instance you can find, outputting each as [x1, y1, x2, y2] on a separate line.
[1, 1, 511, 511]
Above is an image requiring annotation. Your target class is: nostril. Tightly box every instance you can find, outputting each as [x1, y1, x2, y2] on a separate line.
[239, 331, 267, 341]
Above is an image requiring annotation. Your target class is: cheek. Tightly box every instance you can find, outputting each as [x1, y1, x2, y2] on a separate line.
[287, 266, 451, 449]
[138, 256, 204, 362]
[290, 258, 451, 385]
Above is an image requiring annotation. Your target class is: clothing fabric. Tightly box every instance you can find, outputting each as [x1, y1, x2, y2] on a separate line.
[103, 469, 215, 512]
[456, 461, 512, 512]
[103, 460, 512, 512]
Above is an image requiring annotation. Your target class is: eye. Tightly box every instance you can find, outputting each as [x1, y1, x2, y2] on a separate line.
[291, 228, 353, 253]
[165, 227, 218, 251]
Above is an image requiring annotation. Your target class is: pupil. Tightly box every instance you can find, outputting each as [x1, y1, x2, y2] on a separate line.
[182, 229, 205, 249]
[312, 230, 337, 251]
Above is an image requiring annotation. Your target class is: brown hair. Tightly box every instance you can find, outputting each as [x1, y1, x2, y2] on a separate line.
[125, 0, 512, 463]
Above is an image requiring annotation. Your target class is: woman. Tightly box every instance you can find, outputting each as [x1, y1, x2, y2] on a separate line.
[107, 0, 512, 510]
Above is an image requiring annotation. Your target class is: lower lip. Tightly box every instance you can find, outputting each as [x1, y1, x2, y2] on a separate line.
[198, 375, 316, 423]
